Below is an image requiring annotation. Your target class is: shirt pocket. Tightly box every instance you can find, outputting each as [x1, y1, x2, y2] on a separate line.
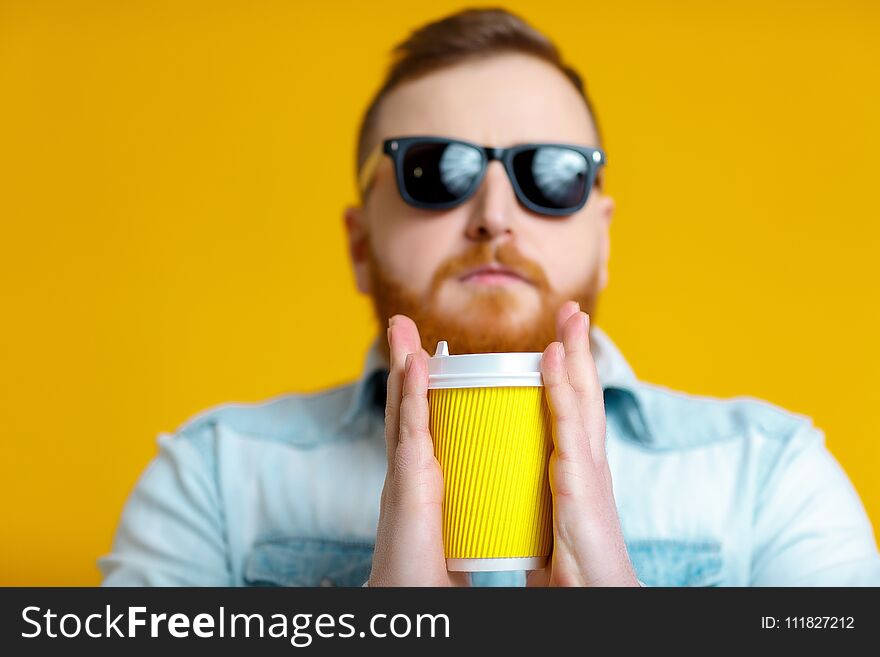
[243, 537, 375, 587]
[626, 539, 723, 586]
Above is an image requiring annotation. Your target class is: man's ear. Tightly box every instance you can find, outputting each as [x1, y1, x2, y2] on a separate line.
[344, 205, 371, 295]
[596, 193, 615, 291]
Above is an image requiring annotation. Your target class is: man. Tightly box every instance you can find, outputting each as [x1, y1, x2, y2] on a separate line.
[99, 8, 880, 586]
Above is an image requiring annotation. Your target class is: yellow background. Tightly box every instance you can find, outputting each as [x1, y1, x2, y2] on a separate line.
[1, 0, 878, 585]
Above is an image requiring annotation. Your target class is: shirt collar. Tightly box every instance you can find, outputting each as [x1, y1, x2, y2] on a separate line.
[338, 325, 655, 443]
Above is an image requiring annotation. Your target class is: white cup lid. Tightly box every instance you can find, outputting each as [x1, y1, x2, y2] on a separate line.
[427, 341, 544, 389]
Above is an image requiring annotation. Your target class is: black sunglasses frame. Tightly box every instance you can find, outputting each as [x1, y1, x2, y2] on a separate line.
[381, 135, 606, 217]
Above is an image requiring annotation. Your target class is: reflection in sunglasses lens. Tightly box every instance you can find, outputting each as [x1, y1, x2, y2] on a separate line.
[403, 142, 482, 204]
[514, 147, 587, 210]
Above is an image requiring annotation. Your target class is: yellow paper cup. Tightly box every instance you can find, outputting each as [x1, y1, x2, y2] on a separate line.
[427, 340, 553, 572]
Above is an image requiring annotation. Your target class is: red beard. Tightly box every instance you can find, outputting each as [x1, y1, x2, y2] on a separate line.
[366, 238, 602, 362]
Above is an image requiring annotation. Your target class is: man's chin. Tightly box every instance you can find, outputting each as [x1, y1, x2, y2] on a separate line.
[412, 307, 559, 355]
[429, 323, 558, 355]
[444, 283, 541, 318]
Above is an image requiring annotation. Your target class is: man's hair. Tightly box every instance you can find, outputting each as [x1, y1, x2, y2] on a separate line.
[356, 7, 603, 177]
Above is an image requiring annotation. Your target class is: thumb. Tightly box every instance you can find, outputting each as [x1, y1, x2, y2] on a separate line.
[394, 350, 436, 480]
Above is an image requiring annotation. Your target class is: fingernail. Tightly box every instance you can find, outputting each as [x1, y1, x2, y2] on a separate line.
[404, 352, 414, 373]
[388, 316, 395, 328]
[558, 341, 566, 357]
[582, 312, 590, 331]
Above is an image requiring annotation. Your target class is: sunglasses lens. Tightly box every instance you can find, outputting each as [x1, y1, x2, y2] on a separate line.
[401, 142, 483, 205]
[512, 146, 589, 212]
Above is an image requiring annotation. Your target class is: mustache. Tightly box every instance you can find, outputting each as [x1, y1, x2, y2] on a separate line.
[428, 241, 550, 296]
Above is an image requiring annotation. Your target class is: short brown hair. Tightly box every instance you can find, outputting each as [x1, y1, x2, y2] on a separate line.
[356, 7, 603, 178]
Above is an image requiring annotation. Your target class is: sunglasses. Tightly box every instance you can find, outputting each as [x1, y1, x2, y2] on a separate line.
[358, 135, 606, 217]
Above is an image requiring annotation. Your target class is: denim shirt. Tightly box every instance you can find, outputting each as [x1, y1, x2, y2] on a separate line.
[99, 325, 880, 587]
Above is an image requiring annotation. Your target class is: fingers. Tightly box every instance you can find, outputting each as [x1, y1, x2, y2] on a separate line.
[555, 300, 581, 342]
[384, 315, 425, 465]
[560, 311, 607, 463]
[372, 318, 458, 587]
[541, 341, 590, 466]
[560, 311, 592, 395]
[396, 349, 434, 472]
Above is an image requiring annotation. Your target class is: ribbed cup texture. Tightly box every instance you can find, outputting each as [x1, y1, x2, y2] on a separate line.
[428, 386, 553, 560]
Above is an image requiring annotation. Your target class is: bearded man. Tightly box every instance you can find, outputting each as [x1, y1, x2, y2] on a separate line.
[100, 8, 880, 587]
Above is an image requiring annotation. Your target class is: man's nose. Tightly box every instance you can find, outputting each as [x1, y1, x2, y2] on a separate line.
[464, 161, 518, 241]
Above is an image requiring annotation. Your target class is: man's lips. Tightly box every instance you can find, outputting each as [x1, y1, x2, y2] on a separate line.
[458, 264, 532, 286]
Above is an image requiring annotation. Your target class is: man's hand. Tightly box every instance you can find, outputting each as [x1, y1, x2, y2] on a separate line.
[527, 301, 640, 587]
[367, 314, 470, 586]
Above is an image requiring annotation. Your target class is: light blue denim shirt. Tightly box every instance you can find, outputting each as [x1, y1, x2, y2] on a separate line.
[99, 325, 880, 586]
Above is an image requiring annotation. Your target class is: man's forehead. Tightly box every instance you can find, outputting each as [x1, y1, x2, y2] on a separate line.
[372, 53, 599, 148]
